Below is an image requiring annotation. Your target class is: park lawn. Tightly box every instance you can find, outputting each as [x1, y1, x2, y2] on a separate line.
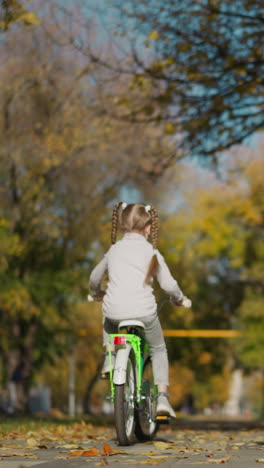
[0, 415, 113, 438]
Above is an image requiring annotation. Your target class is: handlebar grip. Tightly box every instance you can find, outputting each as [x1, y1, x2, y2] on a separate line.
[182, 298, 192, 308]
[87, 294, 94, 302]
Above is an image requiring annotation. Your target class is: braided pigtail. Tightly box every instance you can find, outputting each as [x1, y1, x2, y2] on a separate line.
[150, 206, 159, 249]
[111, 201, 122, 244]
[144, 205, 159, 285]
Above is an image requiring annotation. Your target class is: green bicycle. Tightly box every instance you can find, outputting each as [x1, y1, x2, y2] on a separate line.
[108, 318, 167, 446]
[88, 295, 191, 445]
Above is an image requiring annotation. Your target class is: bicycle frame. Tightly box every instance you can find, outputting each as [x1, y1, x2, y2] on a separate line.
[105, 297, 173, 404]
[107, 332, 149, 403]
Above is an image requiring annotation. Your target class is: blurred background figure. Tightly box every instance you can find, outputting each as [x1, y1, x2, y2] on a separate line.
[7, 361, 29, 414]
[180, 393, 196, 416]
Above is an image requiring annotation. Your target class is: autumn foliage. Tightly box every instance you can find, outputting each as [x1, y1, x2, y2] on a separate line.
[0, 1, 263, 417]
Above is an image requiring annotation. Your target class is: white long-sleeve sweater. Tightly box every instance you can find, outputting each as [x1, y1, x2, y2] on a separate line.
[89, 232, 184, 319]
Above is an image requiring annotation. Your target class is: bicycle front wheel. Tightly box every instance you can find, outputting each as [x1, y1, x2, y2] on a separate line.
[135, 357, 158, 441]
[114, 350, 136, 446]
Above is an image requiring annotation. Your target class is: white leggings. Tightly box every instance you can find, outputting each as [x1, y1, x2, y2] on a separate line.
[103, 313, 169, 386]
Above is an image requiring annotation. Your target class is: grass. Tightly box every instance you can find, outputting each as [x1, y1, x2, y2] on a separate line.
[0, 414, 114, 436]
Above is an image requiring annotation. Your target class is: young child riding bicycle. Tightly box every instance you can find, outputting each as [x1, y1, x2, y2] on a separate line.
[89, 202, 191, 418]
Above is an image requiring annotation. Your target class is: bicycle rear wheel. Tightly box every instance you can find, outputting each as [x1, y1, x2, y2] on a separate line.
[114, 350, 136, 446]
[135, 357, 158, 441]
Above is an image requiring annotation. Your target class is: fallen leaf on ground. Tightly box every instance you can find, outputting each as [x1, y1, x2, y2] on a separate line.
[59, 444, 85, 449]
[26, 438, 39, 448]
[37, 443, 49, 449]
[81, 447, 99, 456]
[69, 450, 84, 456]
[153, 441, 172, 450]
[102, 444, 128, 456]
[207, 457, 230, 464]
[102, 443, 114, 455]
[141, 452, 159, 456]
[0, 443, 25, 449]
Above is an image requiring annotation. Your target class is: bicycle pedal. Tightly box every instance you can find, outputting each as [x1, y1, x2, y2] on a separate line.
[100, 372, 110, 380]
[155, 415, 171, 424]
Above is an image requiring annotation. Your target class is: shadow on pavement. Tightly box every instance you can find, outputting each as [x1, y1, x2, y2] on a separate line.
[171, 418, 264, 431]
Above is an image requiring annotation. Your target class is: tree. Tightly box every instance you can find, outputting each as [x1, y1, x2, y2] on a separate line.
[0, 18, 175, 409]
[72, 0, 264, 158]
[0, 0, 39, 30]
[154, 138, 263, 411]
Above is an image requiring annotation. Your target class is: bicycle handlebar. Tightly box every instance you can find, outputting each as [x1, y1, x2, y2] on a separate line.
[182, 298, 192, 308]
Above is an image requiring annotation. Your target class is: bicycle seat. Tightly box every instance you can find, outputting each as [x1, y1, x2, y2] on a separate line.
[118, 320, 145, 330]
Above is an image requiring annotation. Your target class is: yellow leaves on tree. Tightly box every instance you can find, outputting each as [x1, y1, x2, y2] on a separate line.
[0, 0, 39, 31]
[147, 31, 160, 40]
[165, 122, 175, 135]
[0, 219, 24, 273]
[0, 286, 40, 320]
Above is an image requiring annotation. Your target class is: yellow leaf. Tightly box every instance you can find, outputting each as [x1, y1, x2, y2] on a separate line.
[153, 441, 171, 450]
[20, 12, 40, 25]
[166, 57, 175, 66]
[1, 452, 33, 457]
[26, 437, 39, 448]
[148, 31, 160, 40]
[165, 122, 175, 134]
[59, 444, 84, 449]
[141, 452, 159, 456]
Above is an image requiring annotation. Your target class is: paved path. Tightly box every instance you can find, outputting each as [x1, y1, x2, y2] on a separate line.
[0, 420, 263, 468]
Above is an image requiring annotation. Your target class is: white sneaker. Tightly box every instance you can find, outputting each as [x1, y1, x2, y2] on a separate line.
[156, 392, 176, 418]
[101, 353, 115, 376]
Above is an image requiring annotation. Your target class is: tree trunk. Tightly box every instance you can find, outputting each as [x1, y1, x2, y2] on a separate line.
[5, 319, 38, 413]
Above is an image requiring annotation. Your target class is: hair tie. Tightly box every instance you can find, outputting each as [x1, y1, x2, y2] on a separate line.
[145, 205, 151, 213]
[121, 202, 127, 210]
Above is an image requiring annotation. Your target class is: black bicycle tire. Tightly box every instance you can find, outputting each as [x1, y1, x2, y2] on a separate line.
[135, 357, 159, 441]
[114, 351, 136, 446]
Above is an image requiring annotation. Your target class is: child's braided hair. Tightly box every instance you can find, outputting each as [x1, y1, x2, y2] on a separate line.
[150, 206, 158, 249]
[110, 202, 159, 284]
[111, 201, 123, 245]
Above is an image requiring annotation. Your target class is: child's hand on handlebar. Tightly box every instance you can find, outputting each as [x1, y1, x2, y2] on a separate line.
[94, 290, 105, 301]
[181, 297, 192, 308]
[88, 290, 105, 302]
[171, 296, 192, 308]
